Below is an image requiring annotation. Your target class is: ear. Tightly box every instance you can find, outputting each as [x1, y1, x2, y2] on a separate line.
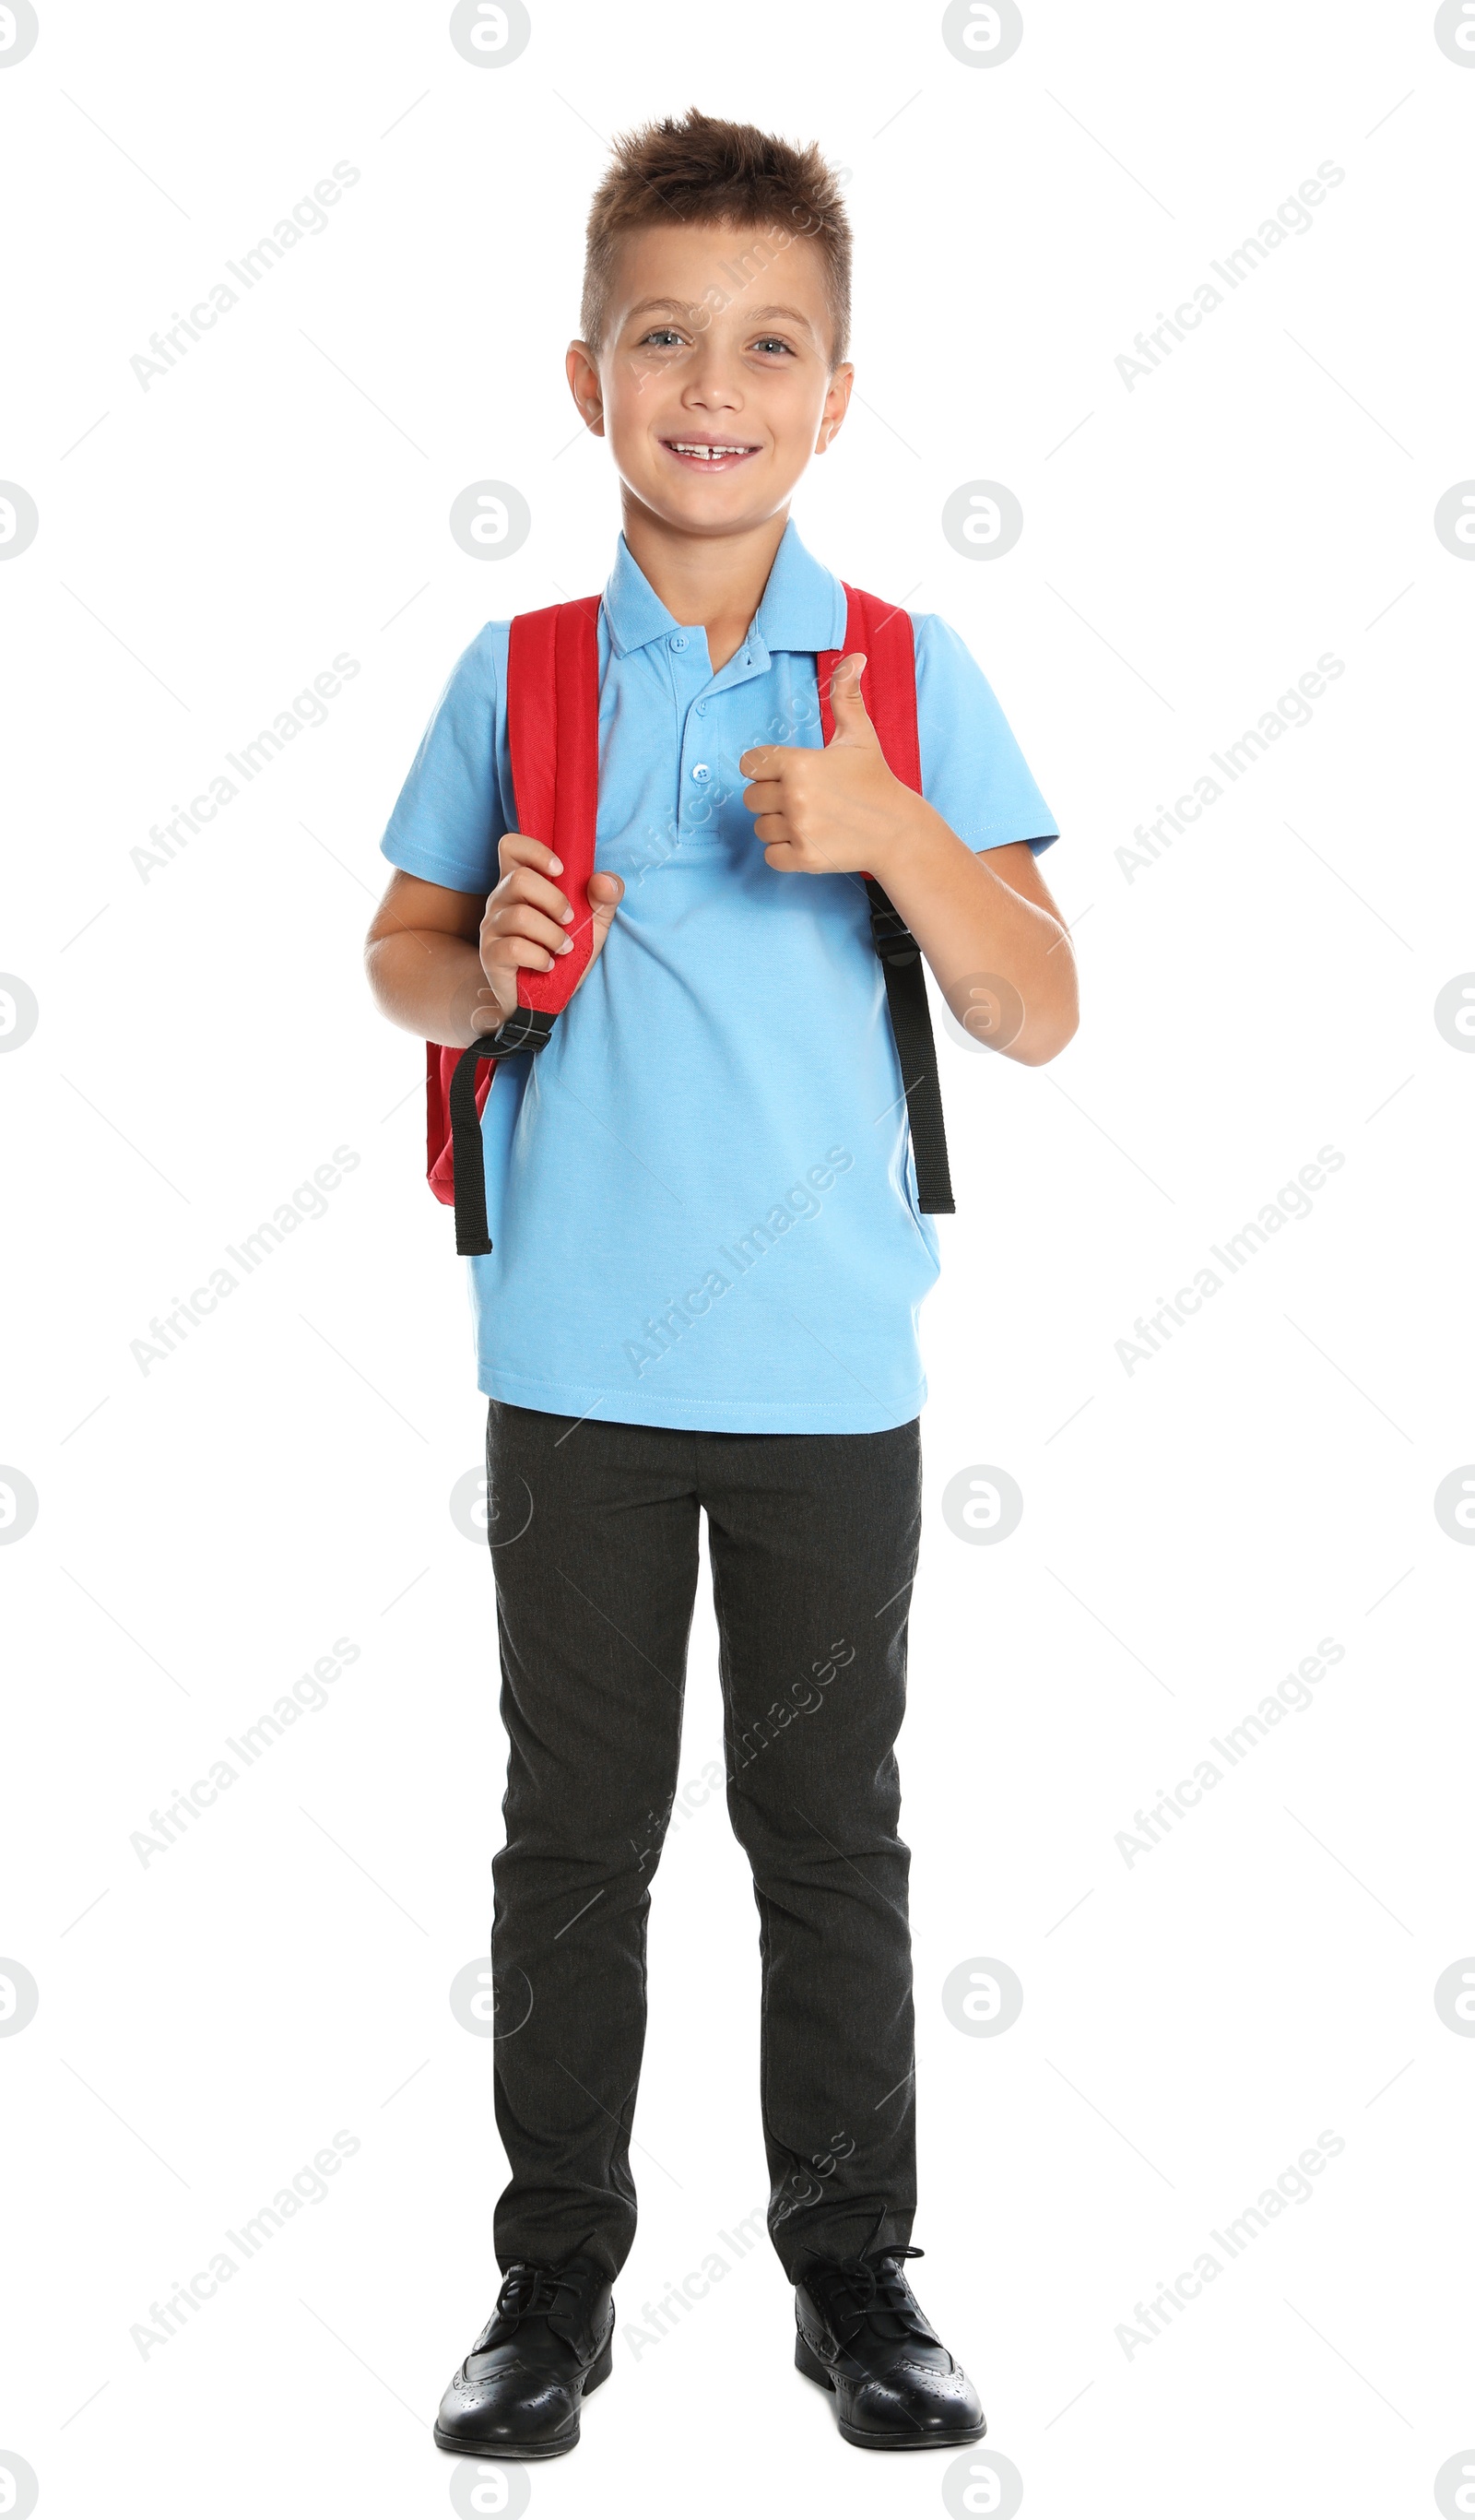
[565, 341, 605, 437]
[815, 361, 854, 455]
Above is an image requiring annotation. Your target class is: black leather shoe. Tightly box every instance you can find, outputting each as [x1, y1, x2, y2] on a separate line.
[434, 2254, 614, 2460]
[795, 2240, 985, 2450]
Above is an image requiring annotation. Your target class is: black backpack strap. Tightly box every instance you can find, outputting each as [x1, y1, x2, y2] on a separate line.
[865, 880, 955, 1215]
[819, 594, 956, 1220]
[448, 1009, 555, 1256]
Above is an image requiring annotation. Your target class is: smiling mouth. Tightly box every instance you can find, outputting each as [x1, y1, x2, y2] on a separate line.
[661, 439, 761, 467]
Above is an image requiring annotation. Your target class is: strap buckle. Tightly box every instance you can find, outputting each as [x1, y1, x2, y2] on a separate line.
[478, 1005, 555, 1057]
[869, 901, 919, 966]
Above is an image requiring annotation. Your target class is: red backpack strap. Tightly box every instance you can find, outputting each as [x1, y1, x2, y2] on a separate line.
[816, 584, 954, 1217]
[507, 593, 602, 1013]
[816, 583, 922, 793]
[425, 595, 602, 1249]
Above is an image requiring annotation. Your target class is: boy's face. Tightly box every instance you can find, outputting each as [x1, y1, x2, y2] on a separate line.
[568, 222, 853, 539]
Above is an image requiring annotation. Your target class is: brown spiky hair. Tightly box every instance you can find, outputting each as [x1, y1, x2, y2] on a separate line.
[579, 108, 852, 367]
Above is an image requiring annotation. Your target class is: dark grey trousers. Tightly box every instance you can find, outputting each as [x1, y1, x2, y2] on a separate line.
[484, 1398, 922, 2285]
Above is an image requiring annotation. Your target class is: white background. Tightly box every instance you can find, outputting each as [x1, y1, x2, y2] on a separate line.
[4, 2, 1474, 2514]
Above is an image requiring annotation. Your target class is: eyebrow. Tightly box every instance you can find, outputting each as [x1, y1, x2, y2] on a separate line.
[626, 295, 820, 334]
[745, 304, 820, 331]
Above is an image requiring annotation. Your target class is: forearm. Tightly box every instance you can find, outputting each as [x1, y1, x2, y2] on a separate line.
[365, 926, 501, 1048]
[869, 800, 1078, 1066]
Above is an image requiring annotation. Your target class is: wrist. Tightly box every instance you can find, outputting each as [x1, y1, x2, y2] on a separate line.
[864, 789, 953, 892]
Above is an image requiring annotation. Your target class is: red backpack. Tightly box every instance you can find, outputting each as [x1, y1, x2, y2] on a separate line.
[426, 584, 954, 1254]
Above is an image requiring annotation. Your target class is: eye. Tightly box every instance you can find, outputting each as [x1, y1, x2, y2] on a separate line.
[752, 336, 796, 357]
[638, 326, 686, 349]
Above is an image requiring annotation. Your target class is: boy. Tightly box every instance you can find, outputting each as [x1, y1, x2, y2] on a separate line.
[366, 109, 1077, 2461]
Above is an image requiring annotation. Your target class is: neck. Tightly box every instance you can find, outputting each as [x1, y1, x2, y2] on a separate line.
[619, 498, 790, 672]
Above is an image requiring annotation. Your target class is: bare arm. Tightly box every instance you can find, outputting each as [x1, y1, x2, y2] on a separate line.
[364, 843, 624, 1048]
[871, 825, 1077, 1068]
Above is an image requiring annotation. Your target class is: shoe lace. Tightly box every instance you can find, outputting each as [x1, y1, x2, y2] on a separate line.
[490, 2258, 591, 2336]
[806, 2212, 933, 2348]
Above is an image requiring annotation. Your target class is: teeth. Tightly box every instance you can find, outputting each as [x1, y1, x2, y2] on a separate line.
[670, 443, 750, 458]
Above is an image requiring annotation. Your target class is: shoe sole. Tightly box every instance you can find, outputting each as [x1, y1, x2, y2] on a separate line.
[795, 2330, 987, 2451]
[433, 2333, 613, 2460]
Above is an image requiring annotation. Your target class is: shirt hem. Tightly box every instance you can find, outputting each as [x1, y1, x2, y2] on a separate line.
[478, 1364, 927, 1435]
[973, 826, 1059, 852]
[381, 833, 490, 894]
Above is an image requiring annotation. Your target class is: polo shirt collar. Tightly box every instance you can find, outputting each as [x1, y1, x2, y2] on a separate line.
[601, 516, 847, 662]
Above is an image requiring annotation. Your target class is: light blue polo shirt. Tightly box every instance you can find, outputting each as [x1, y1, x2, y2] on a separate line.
[382, 519, 1056, 1433]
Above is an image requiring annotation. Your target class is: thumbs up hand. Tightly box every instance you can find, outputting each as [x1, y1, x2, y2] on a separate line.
[739, 653, 925, 880]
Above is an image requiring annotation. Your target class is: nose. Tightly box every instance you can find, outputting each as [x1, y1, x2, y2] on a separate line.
[681, 341, 744, 414]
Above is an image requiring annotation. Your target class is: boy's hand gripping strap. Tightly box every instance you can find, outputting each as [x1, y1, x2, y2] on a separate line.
[448, 595, 602, 1255]
[817, 588, 955, 1216]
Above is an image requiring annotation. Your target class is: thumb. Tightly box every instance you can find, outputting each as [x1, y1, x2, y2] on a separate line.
[826, 651, 878, 747]
[573, 870, 623, 990]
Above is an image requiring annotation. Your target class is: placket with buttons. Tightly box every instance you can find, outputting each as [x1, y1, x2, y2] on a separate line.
[670, 630, 766, 837]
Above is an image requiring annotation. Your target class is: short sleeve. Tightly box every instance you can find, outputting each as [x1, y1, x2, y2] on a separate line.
[379, 622, 511, 893]
[911, 612, 1058, 856]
